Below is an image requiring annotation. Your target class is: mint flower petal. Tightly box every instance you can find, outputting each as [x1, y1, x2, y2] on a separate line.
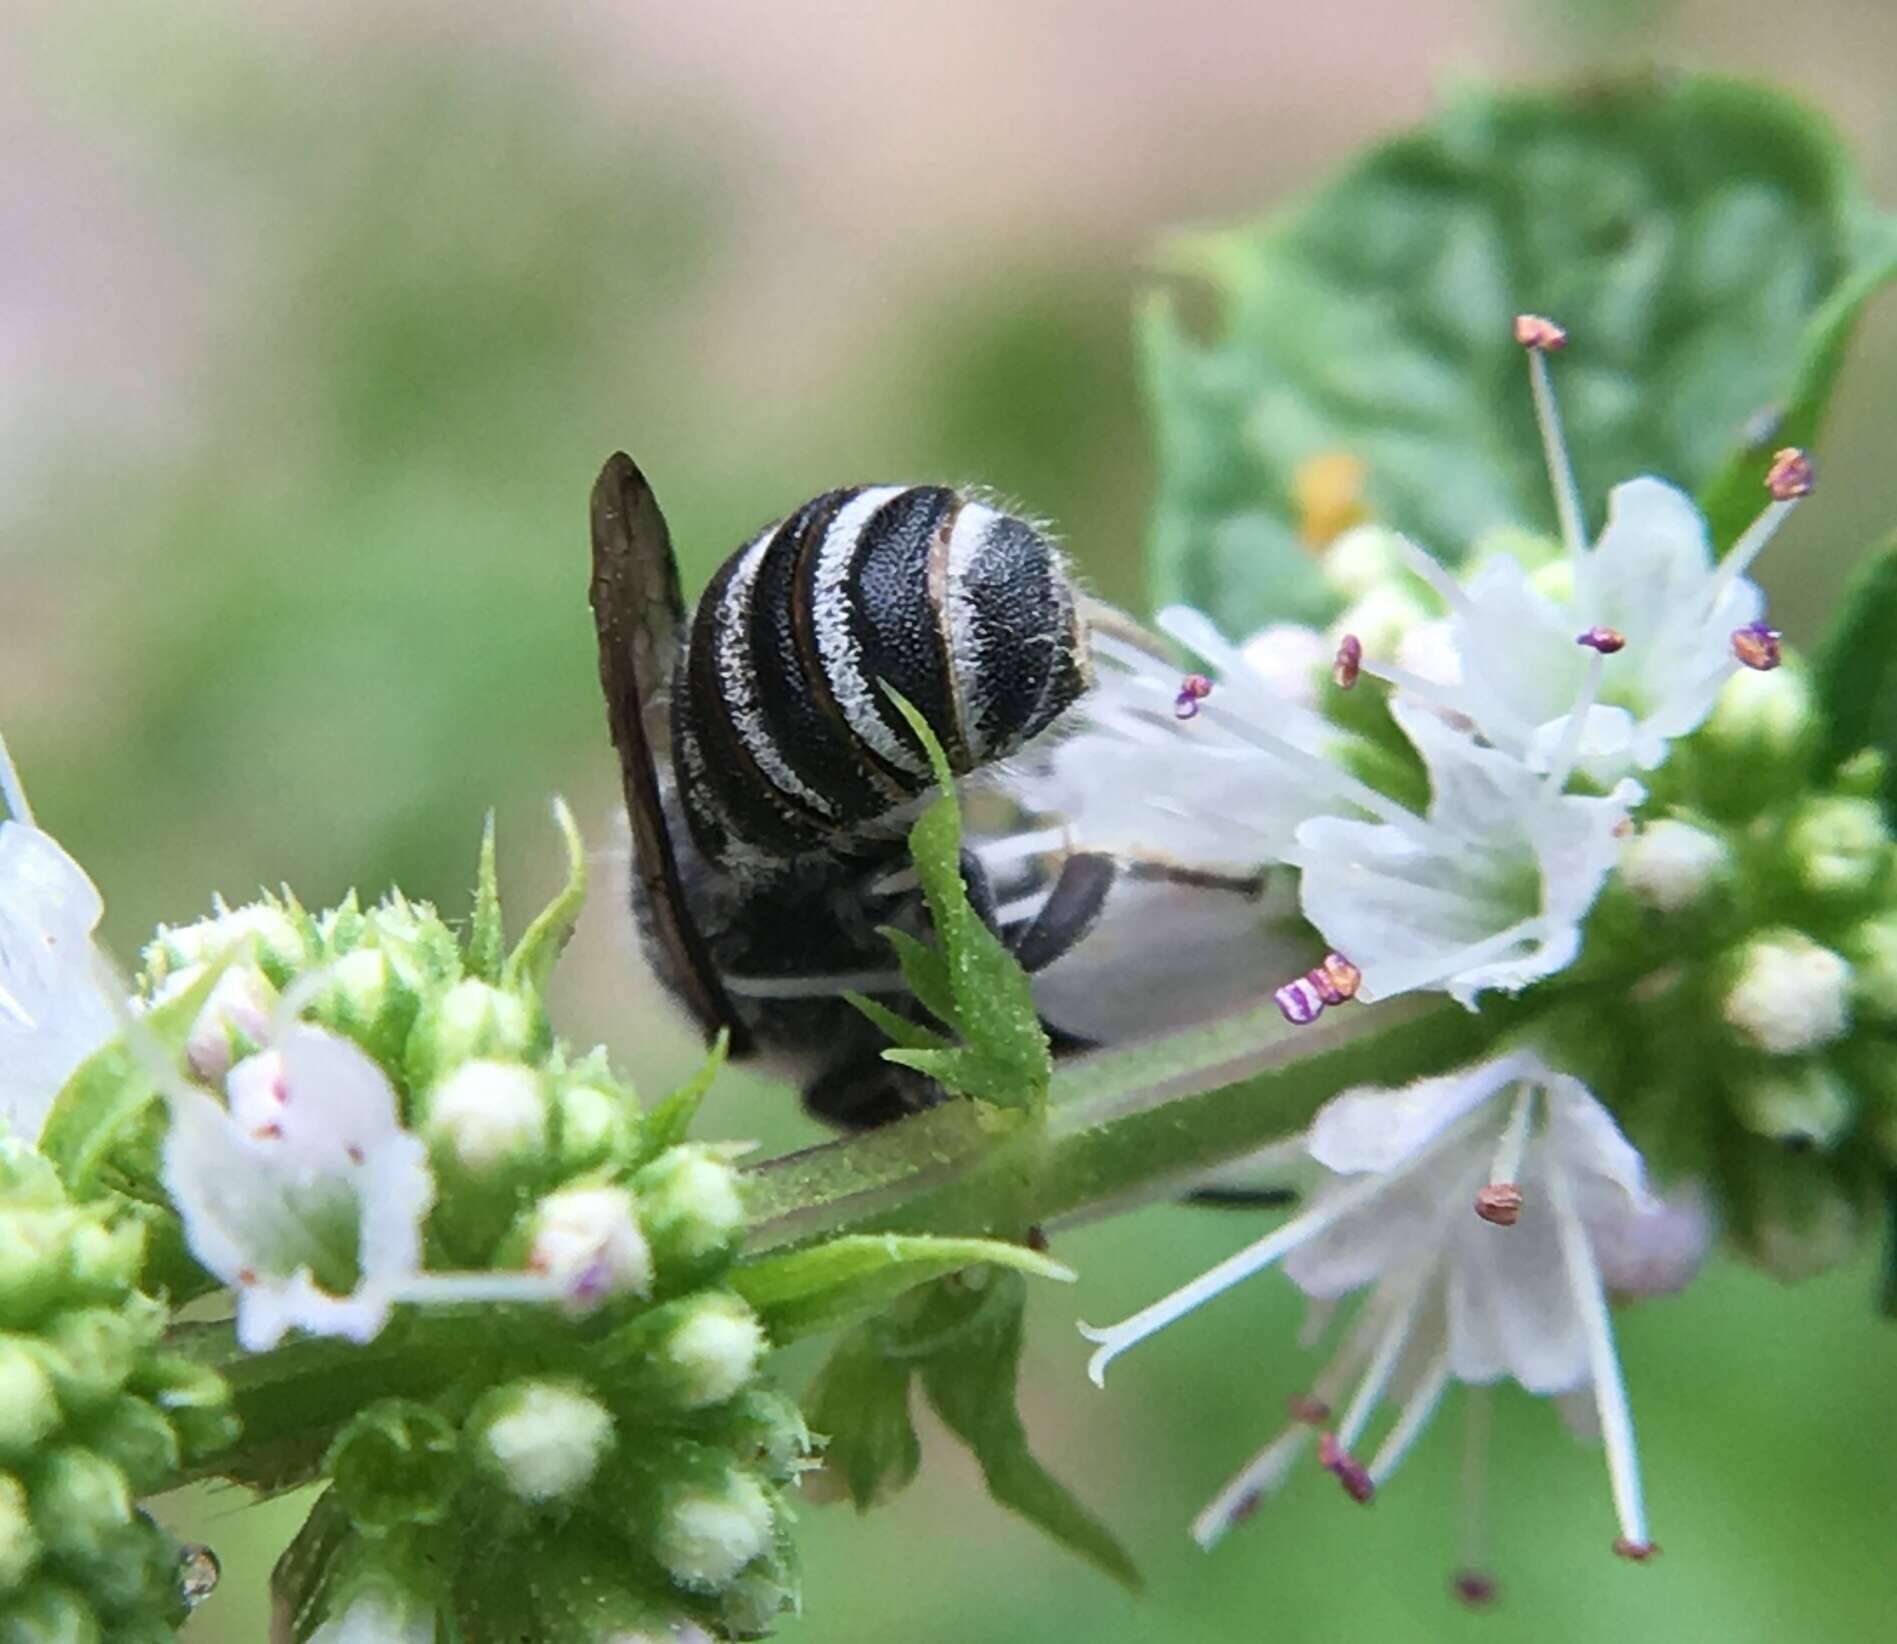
[0, 805, 117, 1144]
[1294, 700, 1641, 1005]
[162, 1025, 436, 1349]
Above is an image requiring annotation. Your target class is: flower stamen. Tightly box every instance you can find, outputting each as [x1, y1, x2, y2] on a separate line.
[1332, 634, 1363, 690]
[1475, 1083, 1536, 1225]
[1548, 1158, 1653, 1558]
[1518, 314, 1588, 572]
[1730, 621, 1783, 671]
[1274, 952, 1362, 1024]
[1316, 1431, 1376, 1504]
[1079, 1163, 1397, 1385]
[1710, 448, 1813, 608]
[1174, 673, 1214, 720]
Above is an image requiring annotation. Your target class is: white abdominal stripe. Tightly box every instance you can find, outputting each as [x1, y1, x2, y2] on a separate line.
[676, 483, 1089, 866]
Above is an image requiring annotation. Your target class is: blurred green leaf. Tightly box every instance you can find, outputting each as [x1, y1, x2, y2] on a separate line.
[803, 1268, 1137, 1586]
[858, 693, 1052, 1111]
[804, 1323, 921, 1510]
[915, 1271, 1141, 1590]
[731, 1233, 1072, 1344]
[1813, 531, 1897, 815]
[1146, 75, 1897, 634]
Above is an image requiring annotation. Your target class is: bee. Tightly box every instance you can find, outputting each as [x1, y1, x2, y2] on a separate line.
[588, 454, 1124, 1129]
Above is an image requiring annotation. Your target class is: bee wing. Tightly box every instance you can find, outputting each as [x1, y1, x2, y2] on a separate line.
[589, 453, 750, 1050]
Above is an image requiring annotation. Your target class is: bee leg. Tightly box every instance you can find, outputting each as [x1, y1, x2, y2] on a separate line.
[1006, 852, 1117, 974]
[802, 1057, 942, 1131]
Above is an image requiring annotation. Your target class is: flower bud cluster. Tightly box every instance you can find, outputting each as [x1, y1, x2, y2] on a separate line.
[0, 1140, 236, 1640]
[146, 865, 809, 1639]
[1296, 519, 1897, 1281]
[1577, 684, 1897, 1278]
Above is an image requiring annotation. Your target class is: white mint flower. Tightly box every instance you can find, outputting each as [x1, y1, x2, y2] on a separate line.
[1293, 698, 1640, 1006]
[1347, 323, 1810, 781]
[1081, 1051, 1694, 1564]
[0, 737, 118, 1141]
[163, 1023, 571, 1349]
[164, 1024, 440, 1349]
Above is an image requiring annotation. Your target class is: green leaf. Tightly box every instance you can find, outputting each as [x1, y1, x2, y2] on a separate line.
[466, 810, 504, 984]
[729, 1233, 1072, 1344]
[915, 1271, 1141, 1589]
[38, 957, 233, 1195]
[867, 690, 1051, 1112]
[840, 991, 952, 1054]
[503, 797, 587, 994]
[1146, 75, 1897, 634]
[877, 926, 957, 1028]
[803, 1324, 921, 1509]
[1698, 217, 1897, 543]
[633, 1031, 727, 1164]
[1813, 531, 1897, 813]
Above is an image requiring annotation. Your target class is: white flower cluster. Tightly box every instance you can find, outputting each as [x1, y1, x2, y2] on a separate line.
[1051, 319, 1817, 1576]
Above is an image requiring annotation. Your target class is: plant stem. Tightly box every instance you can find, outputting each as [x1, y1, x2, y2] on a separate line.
[743, 991, 1512, 1251]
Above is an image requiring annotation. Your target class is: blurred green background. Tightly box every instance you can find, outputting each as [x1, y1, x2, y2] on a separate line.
[6, 2, 1897, 1639]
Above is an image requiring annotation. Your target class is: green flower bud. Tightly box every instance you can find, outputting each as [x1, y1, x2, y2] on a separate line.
[470, 1381, 615, 1504]
[1720, 931, 1852, 1055]
[633, 1145, 747, 1289]
[659, 1472, 775, 1593]
[1699, 664, 1820, 779]
[146, 899, 310, 990]
[554, 1081, 634, 1173]
[1734, 1064, 1855, 1150]
[0, 1578, 97, 1644]
[309, 948, 418, 1072]
[326, 1400, 460, 1534]
[61, 1218, 145, 1303]
[425, 1060, 548, 1172]
[134, 1354, 239, 1461]
[29, 1449, 131, 1566]
[362, 893, 463, 994]
[715, 1554, 799, 1640]
[1619, 818, 1730, 914]
[35, 1309, 143, 1414]
[0, 1473, 41, 1589]
[408, 978, 545, 1087]
[1784, 796, 1892, 900]
[526, 1185, 652, 1310]
[1321, 523, 1415, 601]
[1749, 1184, 1860, 1281]
[596, 1291, 766, 1412]
[76, 1397, 178, 1497]
[690, 1387, 815, 1486]
[1842, 913, 1897, 1023]
[0, 1344, 61, 1459]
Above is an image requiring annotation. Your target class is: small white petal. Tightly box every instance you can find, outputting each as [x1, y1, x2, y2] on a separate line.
[0, 821, 118, 1140]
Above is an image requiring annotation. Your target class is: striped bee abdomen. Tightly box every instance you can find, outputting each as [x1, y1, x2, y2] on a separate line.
[672, 484, 1090, 866]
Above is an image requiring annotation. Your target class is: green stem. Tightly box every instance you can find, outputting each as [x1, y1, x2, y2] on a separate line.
[743, 991, 1514, 1251]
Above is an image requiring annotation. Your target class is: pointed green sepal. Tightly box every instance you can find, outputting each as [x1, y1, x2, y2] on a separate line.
[504, 797, 587, 996]
[729, 1233, 1072, 1344]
